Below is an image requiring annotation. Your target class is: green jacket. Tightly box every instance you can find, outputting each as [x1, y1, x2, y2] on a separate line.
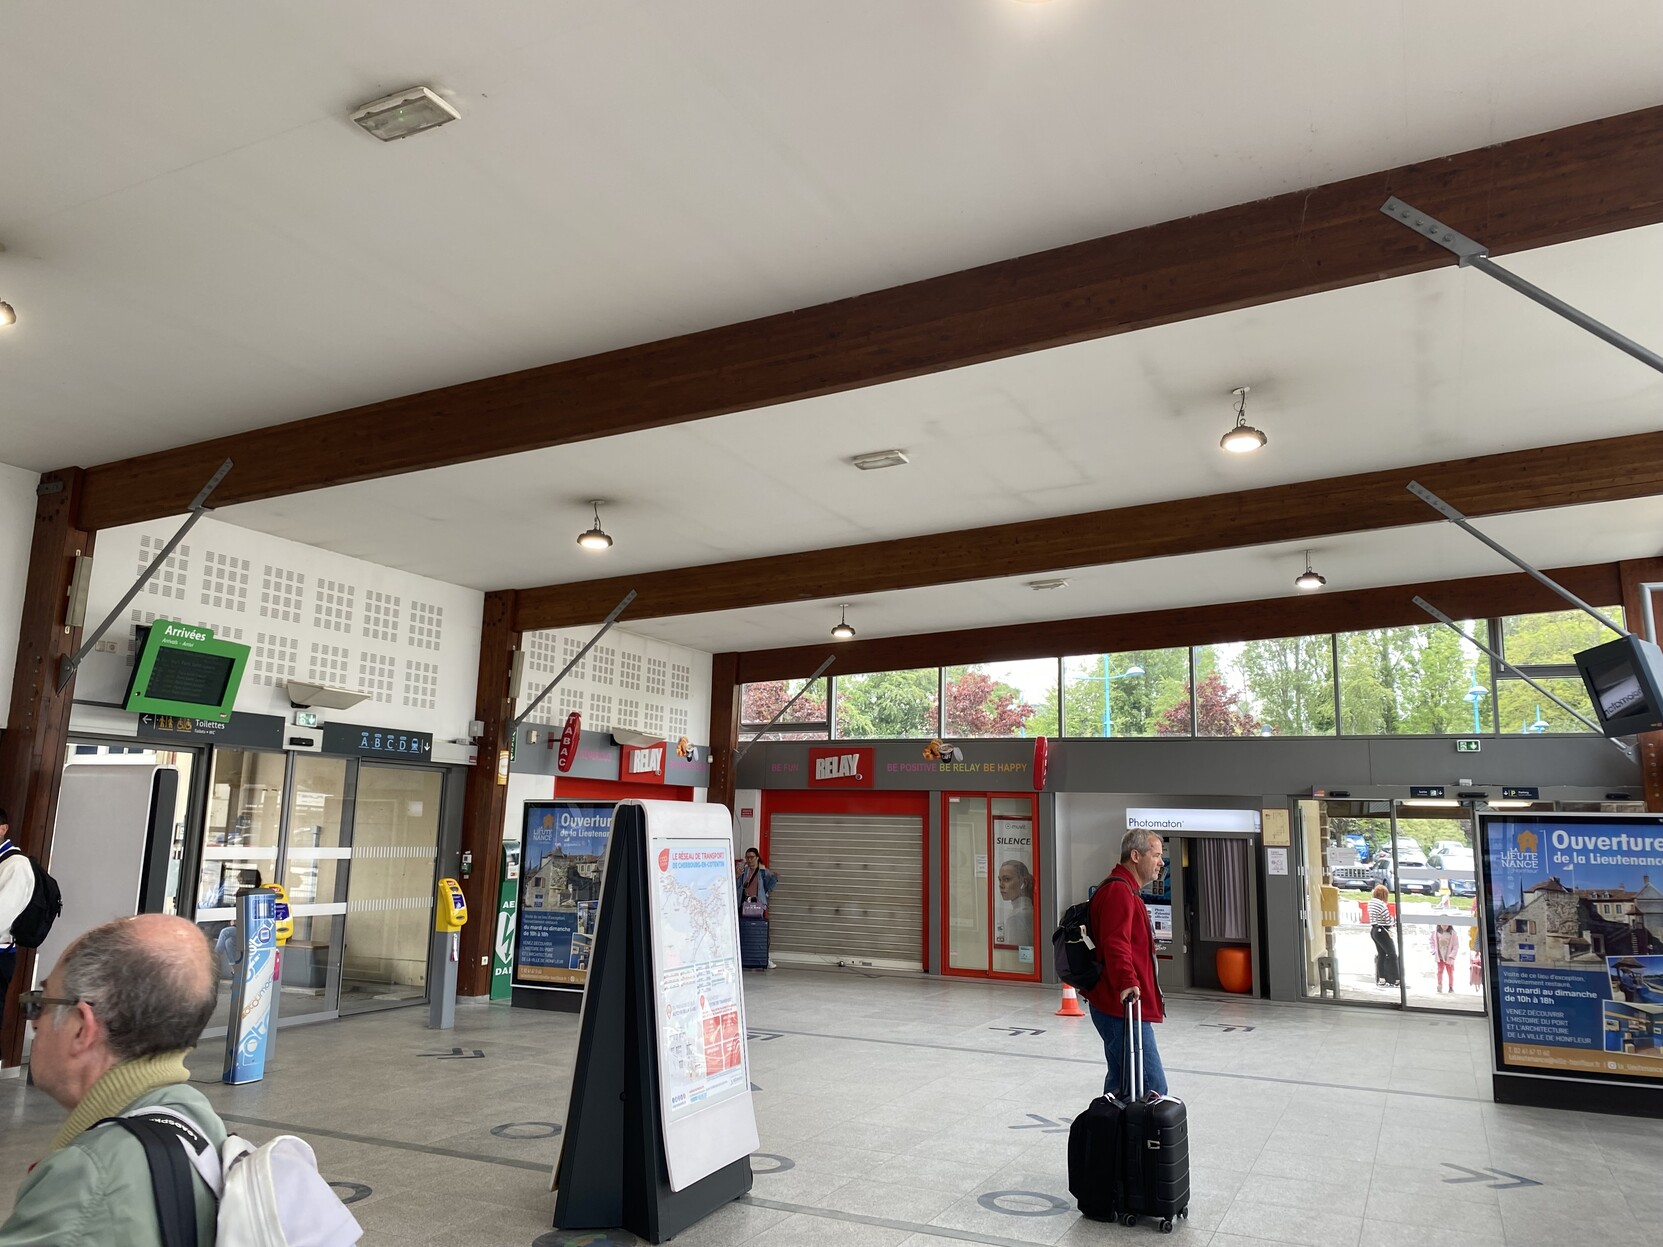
[0, 1058, 226, 1247]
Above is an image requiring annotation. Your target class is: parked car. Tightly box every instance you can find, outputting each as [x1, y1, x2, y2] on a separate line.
[1369, 847, 1440, 896]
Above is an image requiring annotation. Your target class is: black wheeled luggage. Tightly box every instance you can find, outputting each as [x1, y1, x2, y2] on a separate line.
[1067, 998, 1190, 1232]
[739, 914, 770, 969]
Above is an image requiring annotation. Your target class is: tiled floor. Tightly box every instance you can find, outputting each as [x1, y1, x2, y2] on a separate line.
[4, 970, 1659, 1246]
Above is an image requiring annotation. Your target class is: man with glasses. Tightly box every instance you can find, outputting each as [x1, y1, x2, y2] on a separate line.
[1080, 828, 1170, 1102]
[0, 914, 225, 1246]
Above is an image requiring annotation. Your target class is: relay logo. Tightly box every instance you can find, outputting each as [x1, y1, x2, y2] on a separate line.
[808, 747, 874, 787]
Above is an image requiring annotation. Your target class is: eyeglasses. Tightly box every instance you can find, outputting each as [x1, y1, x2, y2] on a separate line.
[17, 991, 88, 1022]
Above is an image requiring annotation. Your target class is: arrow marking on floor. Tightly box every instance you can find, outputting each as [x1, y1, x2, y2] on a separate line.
[989, 1027, 1046, 1037]
[1198, 1023, 1256, 1032]
[747, 1030, 783, 1042]
[1009, 1113, 1070, 1133]
[422, 1047, 485, 1059]
[1442, 1163, 1540, 1189]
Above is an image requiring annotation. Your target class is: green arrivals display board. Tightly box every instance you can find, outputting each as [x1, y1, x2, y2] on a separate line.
[123, 622, 251, 723]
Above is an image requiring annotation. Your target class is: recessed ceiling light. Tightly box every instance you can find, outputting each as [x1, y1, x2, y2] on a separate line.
[350, 86, 460, 142]
[1027, 578, 1070, 591]
[0, 301, 14, 329]
[1220, 386, 1267, 454]
[849, 449, 909, 471]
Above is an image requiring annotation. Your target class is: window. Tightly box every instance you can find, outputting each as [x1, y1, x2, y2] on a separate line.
[943, 661, 1050, 738]
[1496, 606, 1624, 735]
[833, 669, 940, 739]
[739, 678, 829, 741]
[1193, 637, 1335, 736]
[1053, 650, 1191, 737]
[1337, 621, 1493, 734]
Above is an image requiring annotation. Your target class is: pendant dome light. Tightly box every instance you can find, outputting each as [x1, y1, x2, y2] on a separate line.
[1294, 550, 1326, 591]
[0, 301, 15, 328]
[1220, 386, 1267, 453]
[576, 500, 613, 551]
[830, 604, 856, 640]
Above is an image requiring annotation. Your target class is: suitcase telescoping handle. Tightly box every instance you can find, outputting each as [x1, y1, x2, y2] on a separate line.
[1125, 992, 1143, 1101]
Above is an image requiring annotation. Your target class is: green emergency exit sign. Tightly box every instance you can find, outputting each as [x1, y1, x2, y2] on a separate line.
[1455, 738, 1482, 753]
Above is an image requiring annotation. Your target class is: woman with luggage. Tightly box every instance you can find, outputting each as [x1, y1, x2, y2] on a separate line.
[1369, 884, 1400, 987]
[737, 848, 777, 971]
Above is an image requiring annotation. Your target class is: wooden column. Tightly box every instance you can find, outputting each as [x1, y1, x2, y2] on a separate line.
[706, 652, 740, 814]
[456, 590, 519, 998]
[0, 469, 93, 1066]
[1619, 560, 1663, 811]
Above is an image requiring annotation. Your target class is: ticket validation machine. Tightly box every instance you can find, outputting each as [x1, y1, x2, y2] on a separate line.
[429, 878, 468, 1030]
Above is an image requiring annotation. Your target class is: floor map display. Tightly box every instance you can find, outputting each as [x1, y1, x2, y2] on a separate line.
[1484, 813, 1663, 1081]
[515, 802, 611, 987]
[645, 836, 751, 1126]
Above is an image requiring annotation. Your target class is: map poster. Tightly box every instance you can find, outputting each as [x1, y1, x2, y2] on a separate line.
[1483, 812, 1663, 1082]
[515, 801, 612, 987]
[646, 836, 752, 1128]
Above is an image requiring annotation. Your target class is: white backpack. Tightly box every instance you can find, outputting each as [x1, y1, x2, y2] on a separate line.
[103, 1106, 363, 1247]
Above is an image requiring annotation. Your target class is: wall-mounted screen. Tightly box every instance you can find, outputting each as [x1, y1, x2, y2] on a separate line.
[1574, 634, 1663, 737]
[122, 622, 250, 724]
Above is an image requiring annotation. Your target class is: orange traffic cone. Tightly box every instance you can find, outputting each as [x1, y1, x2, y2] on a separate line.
[1055, 984, 1086, 1017]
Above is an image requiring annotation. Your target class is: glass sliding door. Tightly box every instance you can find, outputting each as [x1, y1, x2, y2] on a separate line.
[339, 764, 442, 1014]
[276, 755, 351, 1020]
[942, 794, 1040, 980]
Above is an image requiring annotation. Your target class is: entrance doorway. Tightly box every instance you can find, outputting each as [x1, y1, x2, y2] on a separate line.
[193, 748, 443, 1033]
[942, 794, 1040, 981]
[1301, 799, 1483, 1013]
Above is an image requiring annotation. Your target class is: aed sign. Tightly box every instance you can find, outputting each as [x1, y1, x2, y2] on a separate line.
[807, 746, 875, 788]
[620, 742, 667, 783]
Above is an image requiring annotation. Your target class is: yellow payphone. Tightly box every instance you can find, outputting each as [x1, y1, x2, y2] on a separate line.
[437, 878, 468, 932]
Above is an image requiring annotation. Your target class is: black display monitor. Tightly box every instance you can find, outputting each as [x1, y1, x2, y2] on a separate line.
[1573, 633, 1663, 737]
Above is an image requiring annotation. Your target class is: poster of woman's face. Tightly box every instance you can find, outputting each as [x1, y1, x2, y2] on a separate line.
[995, 858, 1035, 947]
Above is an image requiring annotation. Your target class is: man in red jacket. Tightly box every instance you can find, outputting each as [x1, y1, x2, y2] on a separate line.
[1082, 828, 1169, 1101]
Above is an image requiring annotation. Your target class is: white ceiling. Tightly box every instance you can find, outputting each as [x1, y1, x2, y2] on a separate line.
[3, 2, 1661, 654]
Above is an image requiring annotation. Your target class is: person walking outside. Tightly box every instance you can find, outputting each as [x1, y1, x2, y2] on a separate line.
[1431, 922, 1459, 993]
[1081, 828, 1168, 1101]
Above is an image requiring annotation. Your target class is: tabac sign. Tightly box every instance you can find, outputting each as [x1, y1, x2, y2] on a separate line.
[807, 746, 874, 788]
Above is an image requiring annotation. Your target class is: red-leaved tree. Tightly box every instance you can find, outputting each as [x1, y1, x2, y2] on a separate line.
[1154, 672, 1263, 737]
[945, 670, 1033, 736]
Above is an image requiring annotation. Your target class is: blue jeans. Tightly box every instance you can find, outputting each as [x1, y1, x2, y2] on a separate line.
[1089, 1001, 1168, 1100]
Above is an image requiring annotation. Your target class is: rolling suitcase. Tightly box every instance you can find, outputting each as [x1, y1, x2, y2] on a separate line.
[1067, 998, 1190, 1232]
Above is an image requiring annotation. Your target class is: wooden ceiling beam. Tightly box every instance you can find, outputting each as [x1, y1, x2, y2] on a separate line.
[731, 564, 1623, 684]
[78, 104, 1663, 532]
[510, 428, 1663, 631]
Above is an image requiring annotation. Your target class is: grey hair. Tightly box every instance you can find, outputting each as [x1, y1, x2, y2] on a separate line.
[59, 920, 218, 1061]
[1120, 828, 1162, 863]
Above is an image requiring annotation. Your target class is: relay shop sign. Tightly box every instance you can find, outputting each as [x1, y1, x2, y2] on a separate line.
[620, 742, 667, 784]
[807, 747, 875, 788]
[1484, 812, 1663, 1085]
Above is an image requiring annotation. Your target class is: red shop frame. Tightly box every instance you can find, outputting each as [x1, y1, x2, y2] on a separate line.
[938, 791, 1041, 983]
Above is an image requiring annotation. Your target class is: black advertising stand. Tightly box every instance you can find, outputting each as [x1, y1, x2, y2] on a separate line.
[553, 804, 752, 1242]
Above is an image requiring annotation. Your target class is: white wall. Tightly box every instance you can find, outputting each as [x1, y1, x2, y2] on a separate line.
[72, 515, 484, 738]
[0, 461, 42, 727]
[517, 625, 712, 747]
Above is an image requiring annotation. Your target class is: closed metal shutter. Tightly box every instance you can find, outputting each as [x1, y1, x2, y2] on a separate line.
[766, 813, 923, 969]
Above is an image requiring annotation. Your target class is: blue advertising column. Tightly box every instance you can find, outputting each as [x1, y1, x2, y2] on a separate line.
[223, 887, 278, 1085]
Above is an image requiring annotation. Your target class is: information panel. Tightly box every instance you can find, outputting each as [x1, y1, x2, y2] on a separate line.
[1484, 812, 1663, 1083]
[515, 802, 611, 987]
[643, 805, 758, 1190]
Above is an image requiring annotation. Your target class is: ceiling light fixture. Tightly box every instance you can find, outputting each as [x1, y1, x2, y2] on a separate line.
[1220, 386, 1266, 453]
[849, 449, 910, 471]
[1294, 550, 1327, 591]
[0, 301, 13, 328]
[350, 86, 460, 142]
[830, 604, 856, 640]
[1027, 578, 1071, 591]
[576, 501, 613, 551]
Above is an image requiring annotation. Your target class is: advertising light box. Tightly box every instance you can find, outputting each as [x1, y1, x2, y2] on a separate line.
[1482, 812, 1663, 1087]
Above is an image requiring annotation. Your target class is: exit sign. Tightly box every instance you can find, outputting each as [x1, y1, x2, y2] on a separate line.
[1455, 739, 1482, 753]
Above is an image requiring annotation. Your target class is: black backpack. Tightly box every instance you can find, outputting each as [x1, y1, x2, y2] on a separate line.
[0, 844, 63, 949]
[1051, 876, 1132, 992]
